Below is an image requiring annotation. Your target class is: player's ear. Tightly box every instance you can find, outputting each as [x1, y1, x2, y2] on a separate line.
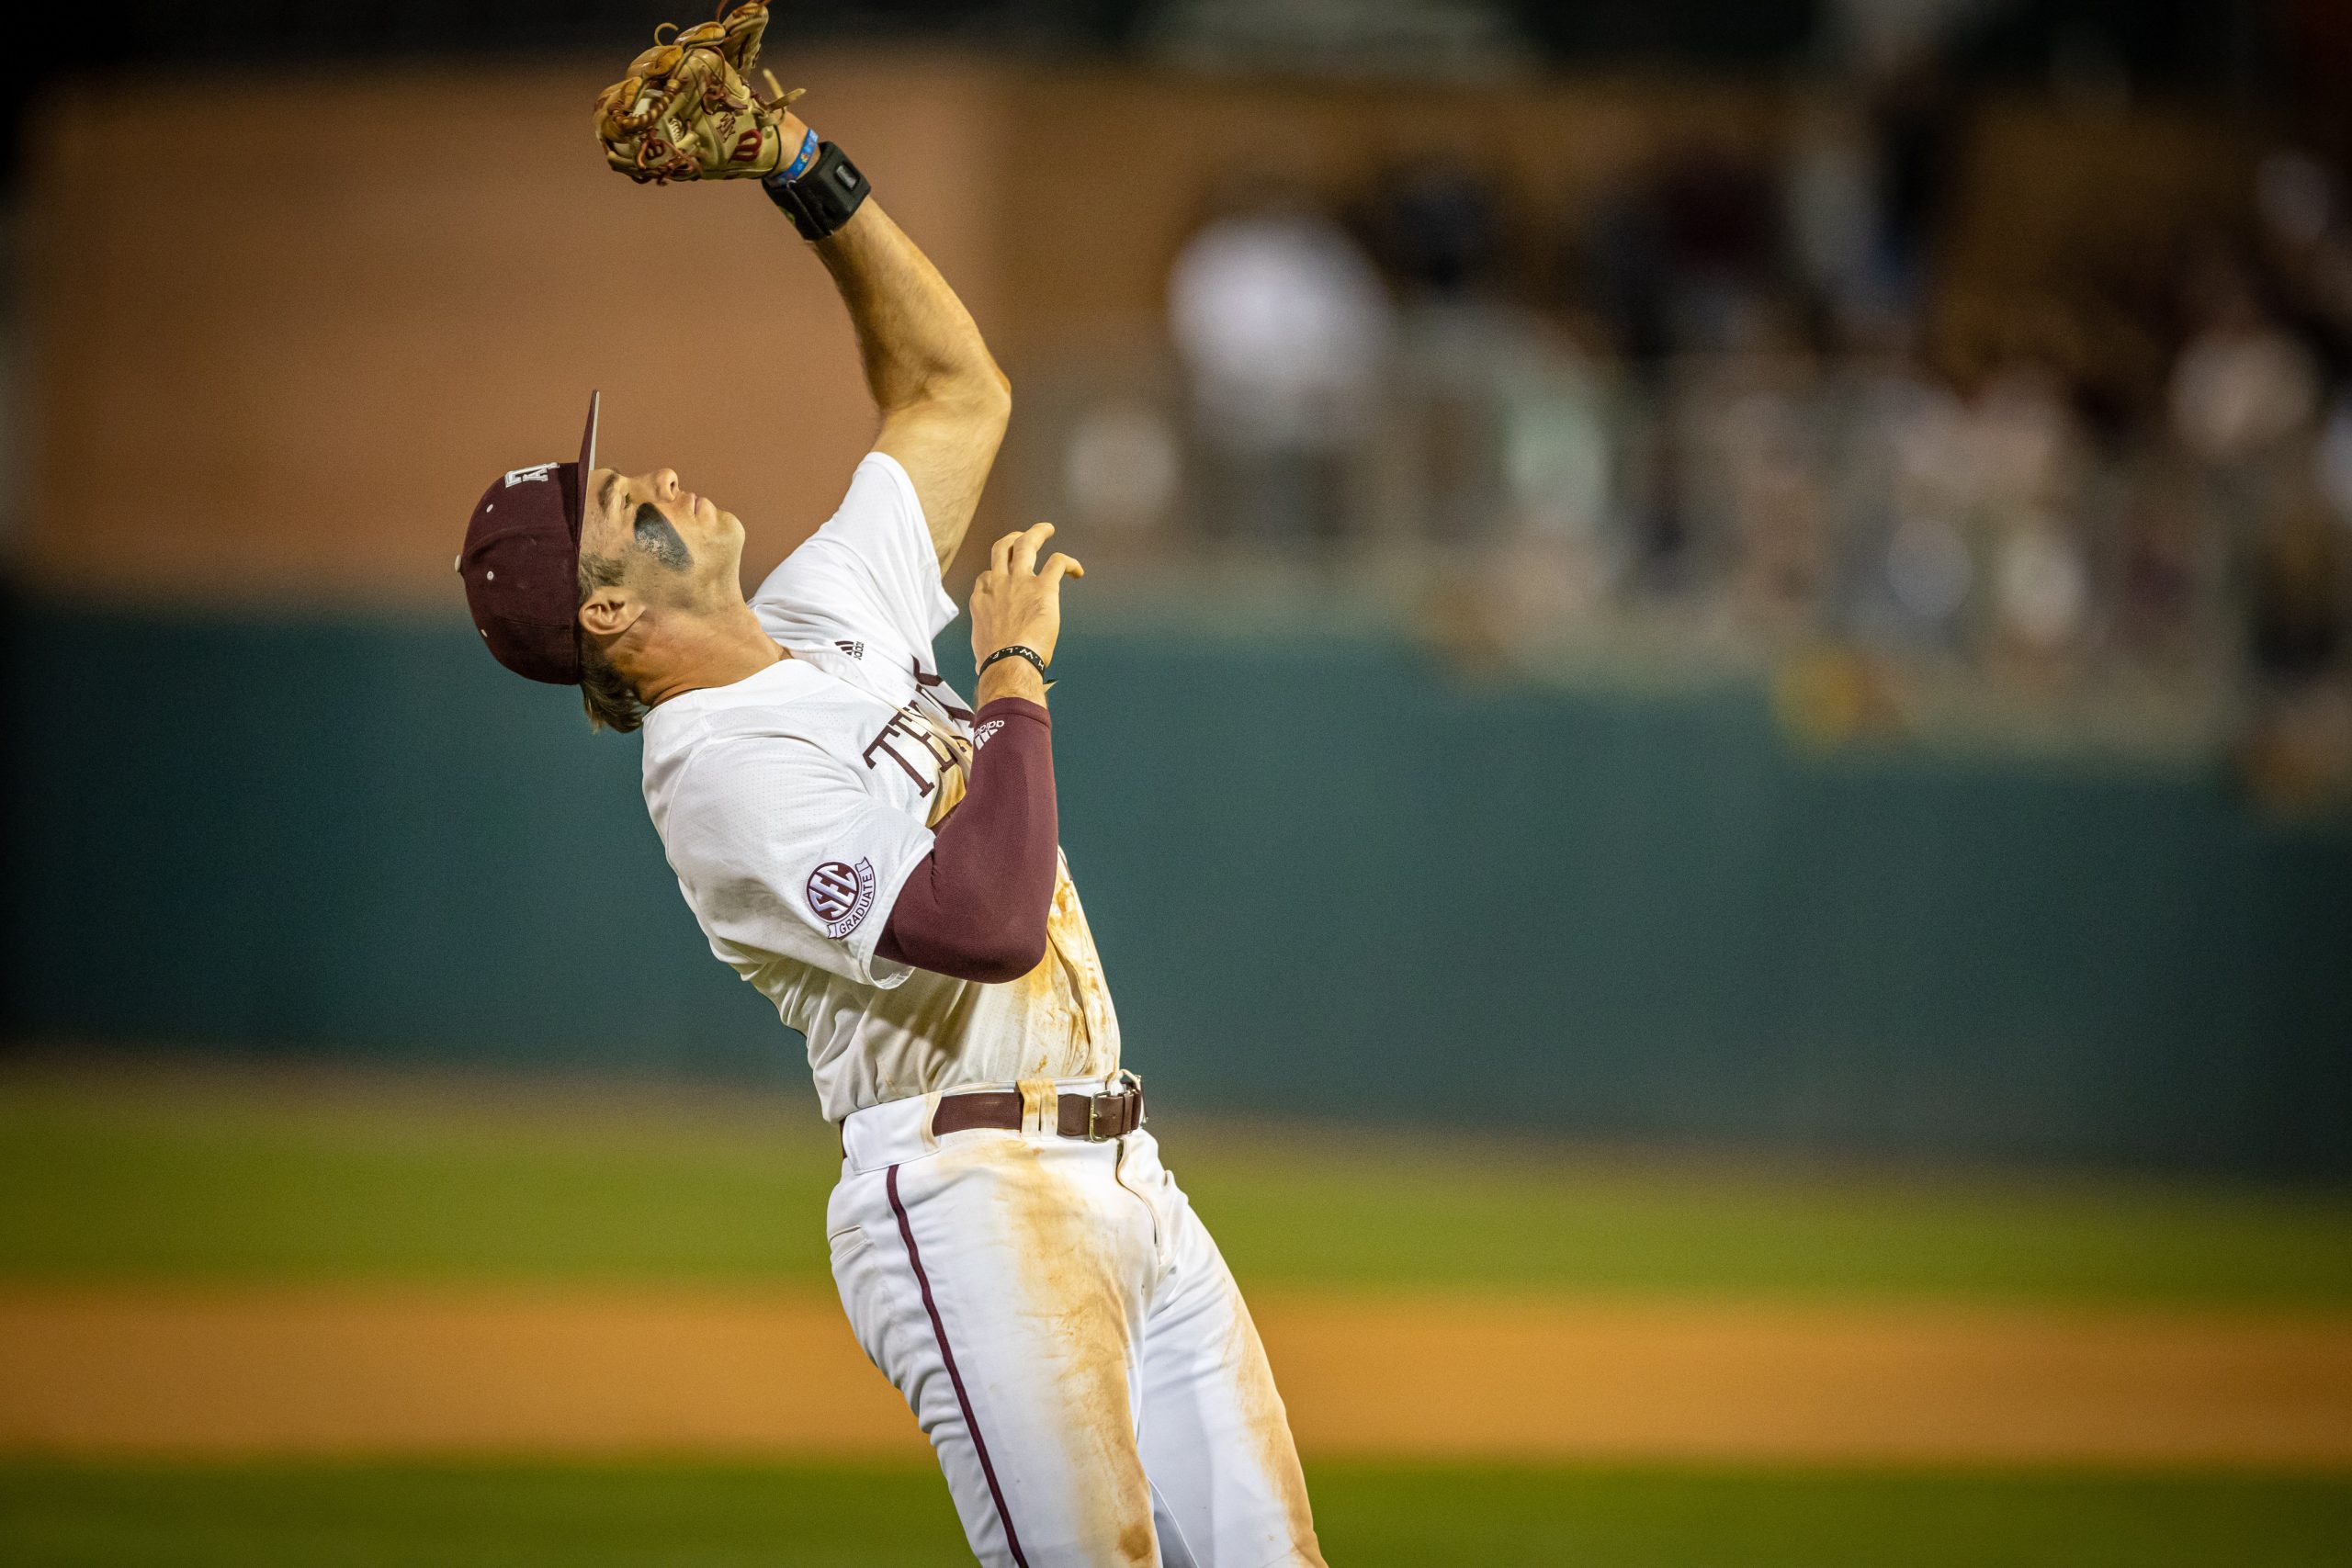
[578, 585, 640, 639]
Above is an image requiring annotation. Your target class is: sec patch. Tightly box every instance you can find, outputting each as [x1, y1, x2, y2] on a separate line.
[807, 857, 877, 939]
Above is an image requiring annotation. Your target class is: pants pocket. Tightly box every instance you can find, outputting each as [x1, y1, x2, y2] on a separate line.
[829, 1219, 874, 1270]
[829, 1218, 899, 1381]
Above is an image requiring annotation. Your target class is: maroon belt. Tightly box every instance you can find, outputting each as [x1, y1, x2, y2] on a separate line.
[930, 1079, 1146, 1142]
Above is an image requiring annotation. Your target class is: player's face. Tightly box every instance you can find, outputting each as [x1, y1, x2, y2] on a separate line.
[580, 466, 744, 604]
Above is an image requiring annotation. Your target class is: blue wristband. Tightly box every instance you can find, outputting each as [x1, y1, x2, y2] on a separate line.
[779, 127, 820, 182]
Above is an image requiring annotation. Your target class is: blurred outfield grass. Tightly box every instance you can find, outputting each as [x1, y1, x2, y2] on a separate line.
[4, 1461, 2349, 1568]
[3, 1062, 2350, 1304]
[4, 1060, 2349, 1567]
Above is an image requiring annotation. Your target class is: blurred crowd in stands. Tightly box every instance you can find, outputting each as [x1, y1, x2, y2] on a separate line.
[1082, 79, 2352, 803]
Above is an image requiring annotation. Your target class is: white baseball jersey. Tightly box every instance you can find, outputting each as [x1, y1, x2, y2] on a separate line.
[640, 453, 1118, 1121]
[639, 457, 1320, 1568]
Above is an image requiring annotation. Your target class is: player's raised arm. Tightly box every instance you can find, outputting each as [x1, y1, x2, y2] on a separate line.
[591, 5, 1006, 573]
[809, 202, 1011, 574]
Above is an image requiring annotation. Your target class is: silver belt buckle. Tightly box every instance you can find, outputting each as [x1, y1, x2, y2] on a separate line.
[1086, 1070, 1145, 1141]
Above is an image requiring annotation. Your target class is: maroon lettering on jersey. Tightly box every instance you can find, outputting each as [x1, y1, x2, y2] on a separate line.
[911, 659, 975, 725]
[862, 707, 961, 795]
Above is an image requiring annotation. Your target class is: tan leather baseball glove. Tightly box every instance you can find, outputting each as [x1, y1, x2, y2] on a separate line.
[592, 0, 806, 184]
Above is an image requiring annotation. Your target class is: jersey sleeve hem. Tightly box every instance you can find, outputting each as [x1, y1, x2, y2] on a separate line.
[855, 843, 927, 990]
[667, 736, 933, 995]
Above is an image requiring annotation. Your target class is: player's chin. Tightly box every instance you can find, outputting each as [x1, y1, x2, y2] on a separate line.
[682, 498, 734, 541]
[700, 507, 748, 566]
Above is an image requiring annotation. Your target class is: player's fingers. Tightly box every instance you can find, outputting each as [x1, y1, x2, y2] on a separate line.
[1009, 521, 1055, 575]
[989, 529, 1020, 575]
[1041, 553, 1084, 586]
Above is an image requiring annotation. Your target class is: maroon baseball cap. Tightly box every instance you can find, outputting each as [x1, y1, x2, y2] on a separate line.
[457, 391, 602, 684]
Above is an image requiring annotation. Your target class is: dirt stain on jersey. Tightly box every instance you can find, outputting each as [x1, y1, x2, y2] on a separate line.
[1046, 870, 1116, 1077]
[1002, 862, 1116, 1079]
[1222, 1274, 1327, 1565]
[1009, 945, 1077, 1078]
[995, 1137, 1157, 1566]
[923, 705, 1114, 1084]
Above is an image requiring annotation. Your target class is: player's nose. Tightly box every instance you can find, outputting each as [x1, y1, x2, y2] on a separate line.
[648, 468, 681, 500]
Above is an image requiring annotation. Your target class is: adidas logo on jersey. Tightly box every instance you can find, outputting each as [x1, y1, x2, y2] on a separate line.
[836, 640, 865, 660]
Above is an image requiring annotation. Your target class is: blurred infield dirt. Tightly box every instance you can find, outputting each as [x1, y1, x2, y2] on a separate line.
[3, 1286, 2347, 1466]
[6, 1063, 2350, 1471]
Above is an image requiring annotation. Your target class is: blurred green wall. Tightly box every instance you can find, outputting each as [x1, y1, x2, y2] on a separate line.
[6, 597, 2347, 1178]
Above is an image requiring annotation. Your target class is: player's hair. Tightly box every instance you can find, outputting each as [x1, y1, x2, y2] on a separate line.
[576, 550, 649, 734]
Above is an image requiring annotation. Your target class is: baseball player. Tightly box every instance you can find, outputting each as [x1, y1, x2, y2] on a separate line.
[455, 8, 1325, 1565]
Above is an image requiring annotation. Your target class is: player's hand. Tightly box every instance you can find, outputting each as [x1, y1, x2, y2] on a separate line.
[969, 522, 1082, 689]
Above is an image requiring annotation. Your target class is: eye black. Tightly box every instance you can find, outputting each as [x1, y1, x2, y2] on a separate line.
[630, 502, 694, 571]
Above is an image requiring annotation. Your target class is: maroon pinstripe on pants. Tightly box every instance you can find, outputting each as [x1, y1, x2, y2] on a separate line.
[887, 1163, 1031, 1568]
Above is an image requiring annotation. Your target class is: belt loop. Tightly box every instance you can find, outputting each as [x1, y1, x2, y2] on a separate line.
[1017, 1078, 1056, 1136]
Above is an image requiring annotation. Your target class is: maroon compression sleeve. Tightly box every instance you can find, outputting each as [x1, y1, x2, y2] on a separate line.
[876, 696, 1057, 983]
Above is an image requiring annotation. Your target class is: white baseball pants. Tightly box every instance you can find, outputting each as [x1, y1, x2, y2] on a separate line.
[829, 1077, 1327, 1568]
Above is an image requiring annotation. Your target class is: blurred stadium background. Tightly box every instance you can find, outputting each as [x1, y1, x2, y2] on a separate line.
[3, 0, 2350, 1563]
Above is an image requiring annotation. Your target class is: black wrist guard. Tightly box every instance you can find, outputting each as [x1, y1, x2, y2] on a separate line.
[762, 141, 871, 242]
